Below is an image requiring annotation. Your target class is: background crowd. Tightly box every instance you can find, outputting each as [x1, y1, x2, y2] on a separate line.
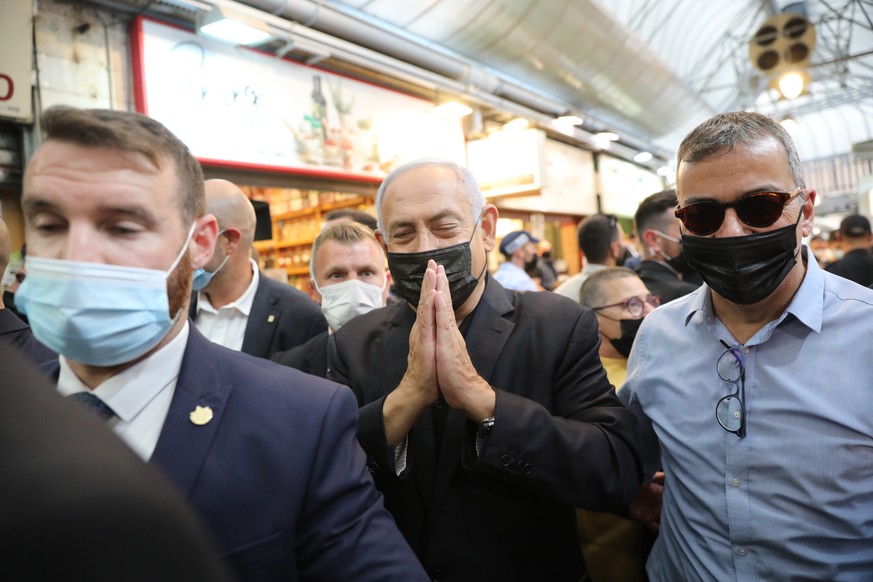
[2, 106, 872, 581]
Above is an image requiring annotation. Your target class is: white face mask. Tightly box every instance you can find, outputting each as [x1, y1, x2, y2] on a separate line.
[314, 276, 386, 331]
[15, 224, 195, 366]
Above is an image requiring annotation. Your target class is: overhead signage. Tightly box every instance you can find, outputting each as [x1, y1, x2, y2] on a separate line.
[467, 129, 545, 198]
[131, 17, 465, 180]
[0, 0, 34, 122]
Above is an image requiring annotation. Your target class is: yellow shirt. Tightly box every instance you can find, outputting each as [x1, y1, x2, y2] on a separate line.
[601, 356, 627, 390]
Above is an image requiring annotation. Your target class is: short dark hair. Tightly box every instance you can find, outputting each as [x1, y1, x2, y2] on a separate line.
[577, 214, 619, 264]
[635, 190, 677, 250]
[677, 111, 805, 192]
[580, 267, 639, 307]
[323, 208, 378, 231]
[40, 106, 204, 226]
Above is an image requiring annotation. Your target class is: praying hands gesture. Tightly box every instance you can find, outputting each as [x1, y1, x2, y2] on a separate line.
[382, 260, 495, 444]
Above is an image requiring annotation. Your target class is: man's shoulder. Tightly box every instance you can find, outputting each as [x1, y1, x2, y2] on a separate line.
[258, 273, 316, 303]
[553, 272, 585, 299]
[184, 329, 342, 403]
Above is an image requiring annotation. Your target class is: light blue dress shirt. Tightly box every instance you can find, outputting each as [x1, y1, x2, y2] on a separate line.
[493, 261, 538, 292]
[621, 249, 873, 581]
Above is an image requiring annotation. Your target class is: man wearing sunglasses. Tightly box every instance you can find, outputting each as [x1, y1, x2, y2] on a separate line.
[620, 111, 873, 580]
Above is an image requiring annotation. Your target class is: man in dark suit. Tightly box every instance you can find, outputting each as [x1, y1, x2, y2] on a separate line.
[272, 220, 390, 377]
[328, 159, 642, 581]
[0, 342, 235, 582]
[15, 105, 428, 582]
[634, 189, 701, 303]
[189, 178, 327, 359]
[826, 213, 873, 286]
[0, 218, 55, 364]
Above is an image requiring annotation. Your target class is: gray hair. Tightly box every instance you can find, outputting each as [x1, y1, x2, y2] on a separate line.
[579, 267, 640, 307]
[375, 158, 485, 235]
[677, 111, 805, 191]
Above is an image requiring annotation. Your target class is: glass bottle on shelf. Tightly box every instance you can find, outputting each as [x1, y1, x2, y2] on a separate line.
[311, 76, 328, 141]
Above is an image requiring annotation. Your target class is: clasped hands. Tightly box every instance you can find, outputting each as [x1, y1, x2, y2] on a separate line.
[383, 260, 495, 445]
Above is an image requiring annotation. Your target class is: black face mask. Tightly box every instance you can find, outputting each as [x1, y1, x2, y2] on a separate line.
[607, 317, 643, 358]
[524, 256, 539, 272]
[665, 252, 693, 276]
[681, 220, 800, 305]
[387, 240, 486, 309]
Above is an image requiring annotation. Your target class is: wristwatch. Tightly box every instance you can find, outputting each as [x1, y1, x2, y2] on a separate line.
[477, 416, 496, 438]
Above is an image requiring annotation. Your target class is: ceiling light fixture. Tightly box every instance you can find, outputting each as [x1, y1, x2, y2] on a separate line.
[198, 4, 273, 45]
[634, 151, 653, 163]
[595, 131, 619, 141]
[432, 101, 473, 118]
[503, 118, 531, 131]
[777, 71, 806, 100]
[557, 115, 584, 126]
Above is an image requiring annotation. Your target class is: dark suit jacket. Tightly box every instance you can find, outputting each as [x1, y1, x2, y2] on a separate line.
[272, 330, 329, 378]
[0, 342, 234, 582]
[0, 308, 57, 365]
[191, 271, 328, 359]
[44, 326, 428, 582]
[635, 259, 700, 304]
[329, 278, 642, 582]
[826, 248, 873, 287]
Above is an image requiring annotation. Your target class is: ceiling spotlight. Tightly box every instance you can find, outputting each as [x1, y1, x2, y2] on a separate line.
[657, 165, 673, 177]
[432, 101, 473, 118]
[199, 4, 273, 45]
[595, 132, 619, 141]
[503, 118, 531, 131]
[780, 116, 799, 134]
[634, 151, 653, 163]
[777, 72, 806, 100]
[556, 115, 583, 126]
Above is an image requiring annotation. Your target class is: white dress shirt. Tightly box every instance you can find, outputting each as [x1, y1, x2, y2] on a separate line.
[58, 323, 189, 461]
[194, 259, 259, 351]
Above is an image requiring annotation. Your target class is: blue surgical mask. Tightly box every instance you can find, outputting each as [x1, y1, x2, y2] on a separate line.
[16, 224, 195, 366]
[192, 229, 228, 292]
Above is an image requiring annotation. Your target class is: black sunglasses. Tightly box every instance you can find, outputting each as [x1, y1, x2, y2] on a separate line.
[675, 187, 804, 236]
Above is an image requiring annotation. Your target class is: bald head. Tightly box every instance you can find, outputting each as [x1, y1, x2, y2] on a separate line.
[205, 179, 256, 247]
[0, 217, 11, 273]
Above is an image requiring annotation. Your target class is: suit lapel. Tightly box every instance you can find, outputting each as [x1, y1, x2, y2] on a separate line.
[430, 279, 516, 508]
[150, 326, 231, 496]
[380, 304, 438, 509]
[241, 277, 279, 358]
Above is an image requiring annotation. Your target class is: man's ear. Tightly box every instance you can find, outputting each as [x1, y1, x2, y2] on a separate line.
[800, 189, 816, 239]
[222, 227, 243, 254]
[610, 239, 624, 259]
[310, 277, 322, 305]
[375, 229, 387, 252]
[641, 228, 661, 254]
[480, 204, 499, 252]
[190, 214, 218, 270]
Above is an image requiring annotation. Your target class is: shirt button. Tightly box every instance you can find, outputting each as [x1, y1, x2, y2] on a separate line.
[731, 478, 741, 487]
[743, 347, 750, 353]
[738, 547, 748, 556]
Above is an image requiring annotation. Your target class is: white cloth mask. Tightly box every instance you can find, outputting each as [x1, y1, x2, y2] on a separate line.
[315, 276, 385, 331]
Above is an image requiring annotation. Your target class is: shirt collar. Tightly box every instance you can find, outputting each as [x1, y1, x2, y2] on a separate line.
[197, 258, 260, 317]
[58, 322, 190, 423]
[682, 244, 823, 336]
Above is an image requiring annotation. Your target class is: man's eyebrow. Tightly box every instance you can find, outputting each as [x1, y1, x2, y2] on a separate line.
[23, 198, 159, 226]
[22, 198, 59, 216]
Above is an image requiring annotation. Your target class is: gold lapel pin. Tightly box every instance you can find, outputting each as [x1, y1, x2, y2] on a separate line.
[267, 315, 276, 323]
[189, 405, 213, 426]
